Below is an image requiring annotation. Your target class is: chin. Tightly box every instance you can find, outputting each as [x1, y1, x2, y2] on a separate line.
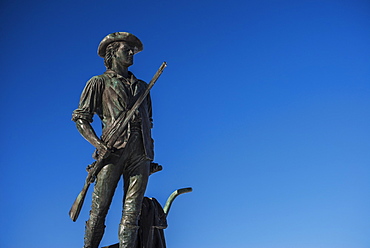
[124, 60, 133, 67]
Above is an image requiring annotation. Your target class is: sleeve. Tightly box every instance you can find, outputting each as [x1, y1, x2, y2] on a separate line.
[72, 76, 104, 123]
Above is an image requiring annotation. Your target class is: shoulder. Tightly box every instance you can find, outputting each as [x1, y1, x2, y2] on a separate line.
[135, 79, 148, 92]
[87, 74, 108, 83]
[137, 79, 147, 86]
[83, 74, 108, 89]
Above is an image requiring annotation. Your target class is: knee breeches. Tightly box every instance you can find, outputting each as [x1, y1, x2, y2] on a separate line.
[84, 131, 150, 248]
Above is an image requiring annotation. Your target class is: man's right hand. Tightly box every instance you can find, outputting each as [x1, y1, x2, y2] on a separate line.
[95, 143, 111, 159]
[75, 119, 112, 160]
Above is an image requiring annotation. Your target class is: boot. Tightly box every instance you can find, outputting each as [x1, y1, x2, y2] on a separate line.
[84, 219, 106, 248]
[119, 224, 139, 248]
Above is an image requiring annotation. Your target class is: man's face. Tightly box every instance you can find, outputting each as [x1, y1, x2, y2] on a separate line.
[115, 42, 134, 67]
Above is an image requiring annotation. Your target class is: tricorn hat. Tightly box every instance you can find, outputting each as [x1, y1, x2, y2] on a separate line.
[97, 32, 143, 57]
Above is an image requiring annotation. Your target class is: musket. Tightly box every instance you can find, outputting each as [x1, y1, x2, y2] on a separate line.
[69, 62, 167, 222]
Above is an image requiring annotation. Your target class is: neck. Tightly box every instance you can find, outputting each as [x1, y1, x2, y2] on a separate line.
[111, 61, 129, 78]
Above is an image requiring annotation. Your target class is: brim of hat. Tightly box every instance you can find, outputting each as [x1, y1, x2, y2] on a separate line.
[97, 32, 143, 57]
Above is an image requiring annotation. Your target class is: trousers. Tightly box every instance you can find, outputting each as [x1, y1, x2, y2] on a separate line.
[84, 131, 151, 248]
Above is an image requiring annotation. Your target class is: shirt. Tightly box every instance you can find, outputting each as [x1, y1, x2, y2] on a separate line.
[72, 70, 154, 159]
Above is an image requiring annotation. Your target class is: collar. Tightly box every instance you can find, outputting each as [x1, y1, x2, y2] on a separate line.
[104, 70, 137, 84]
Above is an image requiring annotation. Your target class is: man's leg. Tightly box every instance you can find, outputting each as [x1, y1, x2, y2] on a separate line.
[84, 161, 123, 248]
[119, 159, 150, 248]
[119, 133, 150, 248]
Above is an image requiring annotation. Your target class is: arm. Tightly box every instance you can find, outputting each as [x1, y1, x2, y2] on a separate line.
[72, 76, 110, 158]
[75, 118, 110, 158]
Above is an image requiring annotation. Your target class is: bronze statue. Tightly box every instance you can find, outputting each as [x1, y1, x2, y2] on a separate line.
[71, 32, 163, 248]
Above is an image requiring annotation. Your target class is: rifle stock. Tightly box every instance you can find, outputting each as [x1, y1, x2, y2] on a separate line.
[69, 178, 91, 222]
[69, 160, 98, 222]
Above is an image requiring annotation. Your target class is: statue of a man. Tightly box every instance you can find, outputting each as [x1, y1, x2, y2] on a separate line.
[72, 32, 154, 248]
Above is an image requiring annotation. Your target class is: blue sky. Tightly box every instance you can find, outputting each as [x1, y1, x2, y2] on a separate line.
[1, 0, 370, 247]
